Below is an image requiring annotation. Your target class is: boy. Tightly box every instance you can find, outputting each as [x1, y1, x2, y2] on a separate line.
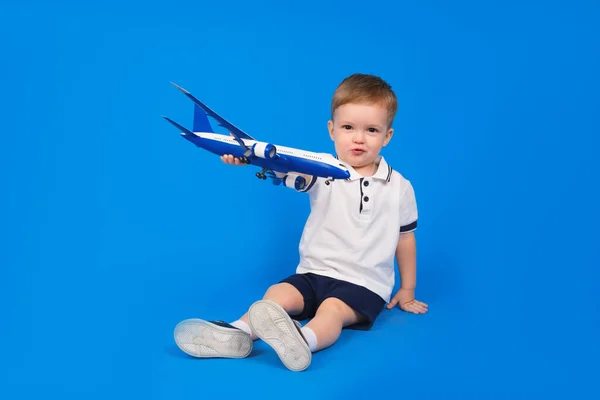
[173, 73, 428, 372]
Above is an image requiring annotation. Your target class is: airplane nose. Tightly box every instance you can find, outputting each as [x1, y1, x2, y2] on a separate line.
[334, 166, 350, 179]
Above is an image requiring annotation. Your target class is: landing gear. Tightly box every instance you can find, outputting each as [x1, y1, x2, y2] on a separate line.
[325, 178, 334, 185]
[239, 156, 251, 164]
[256, 168, 268, 180]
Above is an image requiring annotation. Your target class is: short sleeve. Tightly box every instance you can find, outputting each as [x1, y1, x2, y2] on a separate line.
[399, 181, 418, 233]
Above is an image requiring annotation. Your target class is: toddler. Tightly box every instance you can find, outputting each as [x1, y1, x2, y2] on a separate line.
[173, 73, 428, 371]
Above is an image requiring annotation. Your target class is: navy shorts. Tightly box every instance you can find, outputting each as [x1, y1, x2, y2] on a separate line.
[280, 273, 386, 330]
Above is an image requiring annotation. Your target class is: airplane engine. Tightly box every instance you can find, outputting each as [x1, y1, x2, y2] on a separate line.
[252, 142, 277, 159]
[284, 174, 307, 191]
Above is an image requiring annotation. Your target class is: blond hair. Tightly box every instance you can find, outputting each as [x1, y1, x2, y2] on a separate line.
[331, 73, 398, 127]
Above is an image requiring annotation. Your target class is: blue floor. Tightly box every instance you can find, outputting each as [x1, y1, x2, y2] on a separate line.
[2, 0, 599, 398]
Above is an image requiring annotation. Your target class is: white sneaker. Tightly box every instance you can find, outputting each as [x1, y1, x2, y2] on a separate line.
[247, 300, 311, 372]
[174, 319, 253, 358]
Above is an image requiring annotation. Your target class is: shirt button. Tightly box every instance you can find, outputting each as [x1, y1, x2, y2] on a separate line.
[364, 181, 369, 186]
[364, 196, 369, 202]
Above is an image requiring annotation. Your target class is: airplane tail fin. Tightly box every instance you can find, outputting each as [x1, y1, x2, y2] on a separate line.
[193, 104, 213, 133]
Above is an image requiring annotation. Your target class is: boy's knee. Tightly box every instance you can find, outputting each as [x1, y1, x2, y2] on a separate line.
[263, 283, 303, 312]
[319, 297, 348, 313]
[263, 283, 297, 300]
[319, 297, 362, 324]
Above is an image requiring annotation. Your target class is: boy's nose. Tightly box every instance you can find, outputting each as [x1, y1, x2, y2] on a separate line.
[353, 133, 365, 143]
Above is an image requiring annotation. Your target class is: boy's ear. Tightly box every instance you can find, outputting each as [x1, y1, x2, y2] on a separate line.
[327, 120, 334, 140]
[383, 128, 394, 146]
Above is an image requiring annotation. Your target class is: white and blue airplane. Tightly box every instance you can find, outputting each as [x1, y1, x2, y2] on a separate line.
[163, 83, 351, 191]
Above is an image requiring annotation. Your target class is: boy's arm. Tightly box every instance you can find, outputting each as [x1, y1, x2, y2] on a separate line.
[396, 231, 417, 290]
[386, 232, 428, 314]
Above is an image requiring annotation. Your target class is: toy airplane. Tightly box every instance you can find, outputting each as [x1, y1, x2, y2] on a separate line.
[163, 83, 351, 191]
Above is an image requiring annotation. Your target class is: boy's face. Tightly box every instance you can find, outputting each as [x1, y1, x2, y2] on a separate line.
[328, 102, 393, 173]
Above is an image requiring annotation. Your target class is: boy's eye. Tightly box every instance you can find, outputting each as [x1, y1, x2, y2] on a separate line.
[368, 128, 377, 133]
[342, 125, 352, 130]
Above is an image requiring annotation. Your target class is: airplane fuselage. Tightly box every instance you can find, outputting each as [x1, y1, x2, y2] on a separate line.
[184, 131, 350, 180]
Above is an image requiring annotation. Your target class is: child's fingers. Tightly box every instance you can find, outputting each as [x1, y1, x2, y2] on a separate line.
[405, 304, 421, 314]
[221, 153, 246, 166]
[386, 298, 398, 309]
[413, 304, 427, 313]
[409, 303, 427, 314]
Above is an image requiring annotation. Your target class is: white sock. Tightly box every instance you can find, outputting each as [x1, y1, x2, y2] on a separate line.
[301, 326, 318, 352]
[230, 320, 252, 336]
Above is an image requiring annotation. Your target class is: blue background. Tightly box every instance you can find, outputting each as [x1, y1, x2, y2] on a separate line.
[1, 0, 599, 398]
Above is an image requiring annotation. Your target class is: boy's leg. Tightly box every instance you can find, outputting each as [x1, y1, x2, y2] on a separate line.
[303, 298, 362, 351]
[173, 282, 305, 359]
[302, 276, 386, 352]
[244, 297, 360, 369]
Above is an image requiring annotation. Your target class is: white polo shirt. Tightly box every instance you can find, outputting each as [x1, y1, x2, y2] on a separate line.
[295, 156, 418, 303]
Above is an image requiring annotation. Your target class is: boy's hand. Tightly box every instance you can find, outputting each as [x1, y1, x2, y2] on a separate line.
[221, 133, 247, 165]
[386, 287, 428, 314]
[220, 154, 245, 165]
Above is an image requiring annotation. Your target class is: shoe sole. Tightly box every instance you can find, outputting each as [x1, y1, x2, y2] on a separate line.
[248, 300, 311, 371]
[173, 319, 253, 358]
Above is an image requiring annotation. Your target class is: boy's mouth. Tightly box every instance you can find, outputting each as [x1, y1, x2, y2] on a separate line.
[351, 148, 366, 155]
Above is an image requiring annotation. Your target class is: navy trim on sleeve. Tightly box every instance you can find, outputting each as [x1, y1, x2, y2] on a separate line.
[300, 176, 317, 192]
[400, 220, 417, 232]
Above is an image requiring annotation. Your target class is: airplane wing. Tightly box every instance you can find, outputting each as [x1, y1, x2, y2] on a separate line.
[163, 116, 193, 136]
[170, 82, 255, 141]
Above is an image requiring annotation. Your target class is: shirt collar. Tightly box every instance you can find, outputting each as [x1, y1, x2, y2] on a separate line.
[336, 155, 392, 182]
